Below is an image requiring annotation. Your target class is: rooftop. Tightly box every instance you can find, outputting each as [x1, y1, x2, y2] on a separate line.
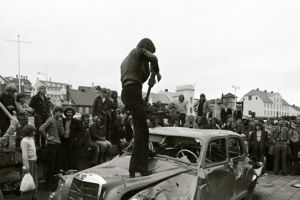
[149, 127, 239, 142]
[243, 89, 290, 105]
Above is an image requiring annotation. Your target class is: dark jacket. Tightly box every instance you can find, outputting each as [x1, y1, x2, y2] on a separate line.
[63, 118, 83, 147]
[92, 96, 113, 117]
[29, 93, 50, 117]
[249, 130, 269, 148]
[120, 48, 159, 86]
[221, 108, 233, 123]
[0, 93, 16, 121]
[89, 124, 106, 142]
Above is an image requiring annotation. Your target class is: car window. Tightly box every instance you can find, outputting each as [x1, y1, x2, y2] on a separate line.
[228, 137, 244, 158]
[205, 138, 227, 164]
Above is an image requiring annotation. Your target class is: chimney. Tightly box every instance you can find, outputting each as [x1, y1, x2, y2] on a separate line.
[165, 89, 168, 92]
[271, 91, 273, 94]
[16, 75, 18, 78]
[256, 88, 259, 91]
[264, 90, 267, 93]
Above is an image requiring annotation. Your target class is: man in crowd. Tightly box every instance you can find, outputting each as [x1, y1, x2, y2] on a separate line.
[221, 102, 232, 124]
[92, 87, 114, 140]
[272, 119, 290, 175]
[176, 95, 187, 127]
[39, 105, 64, 191]
[121, 38, 161, 177]
[89, 116, 112, 164]
[62, 106, 83, 170]
[0, 84, 18, 136]
[194, 93, 211, 119]
[289, 119, 300, 175]
[30, 84, 51, 148]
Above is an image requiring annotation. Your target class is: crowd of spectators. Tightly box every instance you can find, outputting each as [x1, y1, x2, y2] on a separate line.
[1, 83, 300, 195]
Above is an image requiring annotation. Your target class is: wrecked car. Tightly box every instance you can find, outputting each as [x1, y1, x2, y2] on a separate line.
[50, 127, 260, 200]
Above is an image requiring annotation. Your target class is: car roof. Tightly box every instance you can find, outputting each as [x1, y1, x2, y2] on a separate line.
[149, 127, 240, 143]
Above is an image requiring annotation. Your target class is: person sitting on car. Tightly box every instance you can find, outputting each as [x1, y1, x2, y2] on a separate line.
[89, 116, 112, 164]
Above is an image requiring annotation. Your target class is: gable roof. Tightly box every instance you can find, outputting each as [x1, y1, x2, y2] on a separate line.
[223, 93, 235, 98]
[142, 92, 172, 104]
[243, 89, 290, 105]
[69, 89, 99, 106]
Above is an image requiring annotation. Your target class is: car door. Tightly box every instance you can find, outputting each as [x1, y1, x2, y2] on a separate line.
[227, 136, 250, 199]
[200, 137, 236, 200]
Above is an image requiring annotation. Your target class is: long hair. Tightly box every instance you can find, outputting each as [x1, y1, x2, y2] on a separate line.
[137, 38, 156, 53]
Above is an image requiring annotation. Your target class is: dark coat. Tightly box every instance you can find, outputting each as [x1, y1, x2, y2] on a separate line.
[92, 96, 113, 117]
[62, 118, 83, 148]
[120, 48, 159, 86]
[89, 124, 106, 142]
[0, 93, 16, 121]
[221, 108, 232, 123]
[249, 130, 269, 149]
[29, 93, 50, 117]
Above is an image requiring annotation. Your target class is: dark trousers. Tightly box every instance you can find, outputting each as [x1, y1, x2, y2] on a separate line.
[61, 138, 73, 170]
[46, 144, 62, 191]
[0, 118, 10, 137]
[274, 142, 287, 174]
[178, 113, 186, 127]
[121, 84, 149, 172]
[34, 114, 48, 148]
[290, 142, 300, 175]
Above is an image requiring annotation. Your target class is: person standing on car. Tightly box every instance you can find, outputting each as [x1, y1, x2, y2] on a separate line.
[29, 84, 51, 148]
[121, 38, 161, 177]
[0, 83, 18, 136]
[194, 93, 211, 119]
[272, 120, 290, 175]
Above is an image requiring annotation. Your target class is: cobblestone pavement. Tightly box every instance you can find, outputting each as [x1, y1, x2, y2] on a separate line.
[4, 174, 300, 200]
[253, 174, 300, 200]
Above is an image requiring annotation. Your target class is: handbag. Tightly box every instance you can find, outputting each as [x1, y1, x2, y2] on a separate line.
[20, 173, 36, 192]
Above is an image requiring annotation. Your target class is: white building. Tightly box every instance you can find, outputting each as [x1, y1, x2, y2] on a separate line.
[32, 78, 72, 100]
[242, 88, 300, 118]
[158, 84, 196, 116]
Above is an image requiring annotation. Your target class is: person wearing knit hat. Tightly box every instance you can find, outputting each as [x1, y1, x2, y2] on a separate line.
[29, 83, 50, 148]
[39, 105, 64, 190]
[0, 84, 18, 136]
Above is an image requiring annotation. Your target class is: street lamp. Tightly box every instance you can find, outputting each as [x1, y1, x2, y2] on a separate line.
[232, 85, 240, 110]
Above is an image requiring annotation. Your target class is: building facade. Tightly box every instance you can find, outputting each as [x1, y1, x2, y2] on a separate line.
[5, 75, 32, 97]
[242, 88, 299, 118]
[32, 78, 72, 100]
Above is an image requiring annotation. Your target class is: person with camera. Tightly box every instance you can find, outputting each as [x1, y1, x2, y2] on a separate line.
[120, 38, 161, 178]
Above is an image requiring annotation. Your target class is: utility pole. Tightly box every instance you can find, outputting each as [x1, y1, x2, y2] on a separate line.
[5, 35, 32, 93]
[232, 85, 240, 110]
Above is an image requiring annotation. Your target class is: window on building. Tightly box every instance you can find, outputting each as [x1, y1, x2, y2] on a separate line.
[248, 96, 252, 100]
[190, 97, 193, 103]
[85, 107, 90, 114]
[267, 110, 269, 115]
[79, 107, 83, 113]
[264, 110, 266, 115]
[190, 107, 193, 114]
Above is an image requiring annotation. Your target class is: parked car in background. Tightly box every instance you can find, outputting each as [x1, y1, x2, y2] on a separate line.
[50, 127, 261, 200]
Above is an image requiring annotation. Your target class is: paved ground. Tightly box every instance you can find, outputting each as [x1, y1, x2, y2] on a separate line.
[253, 174, 300, 200]
[3, 173, 300, 200]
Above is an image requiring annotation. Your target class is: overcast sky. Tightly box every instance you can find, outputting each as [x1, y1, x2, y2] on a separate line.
[1, 0, 299, 104]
